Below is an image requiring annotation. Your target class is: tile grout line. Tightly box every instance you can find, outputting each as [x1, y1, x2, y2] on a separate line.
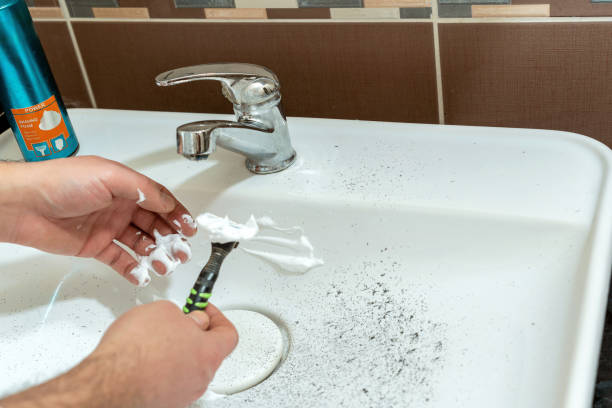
[56, 0, 97, 108]
[31, 15, 612, 24]
[431, 1, 445, 125]
[63, 17, 433, 23]
[439, 16, 612, 23]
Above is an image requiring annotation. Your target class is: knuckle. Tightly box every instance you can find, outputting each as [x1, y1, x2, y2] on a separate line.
[108, 248, 122, 268]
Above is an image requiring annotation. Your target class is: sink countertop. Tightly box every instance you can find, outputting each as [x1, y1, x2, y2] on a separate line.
[1, 109, 611, 408]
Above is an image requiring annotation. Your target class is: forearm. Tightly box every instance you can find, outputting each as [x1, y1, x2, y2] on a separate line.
[0, 161, 33, 243]
[0, 352, 139, 408]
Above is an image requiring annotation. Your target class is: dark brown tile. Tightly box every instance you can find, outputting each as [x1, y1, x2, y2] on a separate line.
[33, 22, 92, 108]
[514, 0, 612, 17]
[266, 8, 330, 18]
[439, 23, 612, 147]
[73, 22, 438, 124]
[33, 0, 59, 6]
[119, 0, 205, 18]
[551, 0, 612, 17]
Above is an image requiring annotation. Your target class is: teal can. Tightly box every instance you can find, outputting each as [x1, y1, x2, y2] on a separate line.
[0, 0, 79, 161]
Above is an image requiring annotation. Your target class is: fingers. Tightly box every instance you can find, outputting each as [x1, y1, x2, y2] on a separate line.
[130, 209, 191, 267]
[92, 157, 197, 237]
[131, 207, 176, 238]
[116, 225, 156, 256]
[95, 241, 143, 286]
[203, 304, 239, 361]
[159, 203, 198, 238]
[115, 224, 180, 277]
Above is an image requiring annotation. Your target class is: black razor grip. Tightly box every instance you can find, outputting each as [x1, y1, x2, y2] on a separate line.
[183, 242, 237, 313]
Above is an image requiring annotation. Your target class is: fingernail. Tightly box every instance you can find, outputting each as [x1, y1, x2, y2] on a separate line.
[188, 311, 209, 329]
[182, 214, 198, 230]
[174, 245, 191, 263]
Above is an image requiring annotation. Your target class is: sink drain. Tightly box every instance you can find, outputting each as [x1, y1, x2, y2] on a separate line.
[208, 309, 286, 395]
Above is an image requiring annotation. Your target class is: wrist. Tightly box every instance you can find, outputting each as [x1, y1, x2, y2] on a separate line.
[0, 351, 137, 408]
[0, 161, 36, 244]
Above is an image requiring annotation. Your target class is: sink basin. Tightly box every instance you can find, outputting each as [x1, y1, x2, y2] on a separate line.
[1, 109, 611, 407]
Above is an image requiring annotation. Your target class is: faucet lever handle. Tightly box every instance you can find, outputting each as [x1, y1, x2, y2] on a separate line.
[155, 63, 280, 105]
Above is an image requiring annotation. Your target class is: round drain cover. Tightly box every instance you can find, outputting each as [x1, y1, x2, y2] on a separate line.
[208, 309, 283, 395]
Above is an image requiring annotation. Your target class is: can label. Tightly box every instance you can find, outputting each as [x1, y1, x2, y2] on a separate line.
[10, 95, 74, 158]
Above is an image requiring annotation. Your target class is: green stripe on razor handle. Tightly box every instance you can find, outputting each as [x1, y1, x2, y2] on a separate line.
[182, 241, 238, 314]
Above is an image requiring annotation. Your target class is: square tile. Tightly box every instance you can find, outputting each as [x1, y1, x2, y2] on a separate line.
[439, 23, 612, 146]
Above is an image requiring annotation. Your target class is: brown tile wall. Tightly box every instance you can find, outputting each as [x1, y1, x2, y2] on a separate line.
[33, 21, 92, 108]
[71, 22, 439, 124]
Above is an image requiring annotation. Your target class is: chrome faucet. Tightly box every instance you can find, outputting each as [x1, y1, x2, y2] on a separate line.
[155, 63, 296, 174]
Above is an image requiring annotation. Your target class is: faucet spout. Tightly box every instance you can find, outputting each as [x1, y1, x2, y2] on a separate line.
[177, 120, 275, 161]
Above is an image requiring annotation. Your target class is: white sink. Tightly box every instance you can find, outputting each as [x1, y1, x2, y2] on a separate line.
[1, 109, 611, 407]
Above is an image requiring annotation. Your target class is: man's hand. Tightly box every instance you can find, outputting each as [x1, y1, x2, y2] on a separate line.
[0, 156, 197, 284]
[0, 301, 238, 408]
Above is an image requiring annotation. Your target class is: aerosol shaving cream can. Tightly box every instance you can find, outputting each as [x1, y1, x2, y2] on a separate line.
[0, 0, 79, 161]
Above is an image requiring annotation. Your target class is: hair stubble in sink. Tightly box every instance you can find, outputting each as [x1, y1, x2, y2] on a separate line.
[195, 260, 447, 408]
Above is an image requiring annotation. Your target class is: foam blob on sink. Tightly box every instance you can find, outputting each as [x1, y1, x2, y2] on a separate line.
[208, 310, 284, 395]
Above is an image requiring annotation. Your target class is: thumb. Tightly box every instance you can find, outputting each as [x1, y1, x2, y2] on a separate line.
[187, 311, 210, 330]
[204, 304, 239, 361]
